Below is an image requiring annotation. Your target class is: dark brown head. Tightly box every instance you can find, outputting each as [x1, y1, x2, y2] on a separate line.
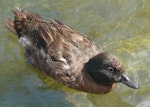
[86, 52, 139, 89]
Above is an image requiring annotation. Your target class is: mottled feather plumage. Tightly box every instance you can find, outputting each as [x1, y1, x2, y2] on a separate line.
[6, 8, 138, 94]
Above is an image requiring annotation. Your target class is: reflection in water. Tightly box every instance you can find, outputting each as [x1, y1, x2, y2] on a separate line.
[0, 0, 150, 107]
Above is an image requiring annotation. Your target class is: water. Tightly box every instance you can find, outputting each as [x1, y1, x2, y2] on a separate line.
[0, 0, 150, 107]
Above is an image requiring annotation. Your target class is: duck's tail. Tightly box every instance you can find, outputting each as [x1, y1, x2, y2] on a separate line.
[6, 7, 43, 37]
[6, 8, 26, 35]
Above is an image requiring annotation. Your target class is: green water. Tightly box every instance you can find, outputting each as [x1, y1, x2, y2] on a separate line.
[0, 0, 150, 107]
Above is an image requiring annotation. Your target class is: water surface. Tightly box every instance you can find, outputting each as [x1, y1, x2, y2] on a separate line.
[0, 0, 150, 107]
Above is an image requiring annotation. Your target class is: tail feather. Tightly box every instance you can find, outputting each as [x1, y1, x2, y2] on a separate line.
[5, 18, 16, 34]
[6, 8, 43, 37]
[5, 8, 25, 35]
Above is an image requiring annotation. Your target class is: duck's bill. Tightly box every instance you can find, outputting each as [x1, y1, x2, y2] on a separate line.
[121, 73, 139, 89]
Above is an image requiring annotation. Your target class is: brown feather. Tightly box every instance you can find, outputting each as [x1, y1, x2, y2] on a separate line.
[5, 8, 134, 94]
[5, 18, 16, 34]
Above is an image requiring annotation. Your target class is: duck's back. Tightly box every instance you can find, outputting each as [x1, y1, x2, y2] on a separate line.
[6, 8, 102, 91]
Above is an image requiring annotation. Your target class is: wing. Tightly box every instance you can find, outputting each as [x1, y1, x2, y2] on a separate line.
[38, 19, 102, 71]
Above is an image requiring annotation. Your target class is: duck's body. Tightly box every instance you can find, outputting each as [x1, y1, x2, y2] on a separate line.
[6, 8, 138, 94]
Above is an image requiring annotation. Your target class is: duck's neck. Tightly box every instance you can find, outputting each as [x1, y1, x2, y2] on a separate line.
[78, 70, 115, 94]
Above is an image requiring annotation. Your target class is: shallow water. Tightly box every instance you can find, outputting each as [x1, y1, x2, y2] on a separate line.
[0, 0, 150, 107]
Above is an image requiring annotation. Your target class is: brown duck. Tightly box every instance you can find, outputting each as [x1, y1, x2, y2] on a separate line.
[6, 8, 138, 94]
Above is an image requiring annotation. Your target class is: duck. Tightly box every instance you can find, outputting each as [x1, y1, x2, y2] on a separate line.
[6, 8, 139, 94]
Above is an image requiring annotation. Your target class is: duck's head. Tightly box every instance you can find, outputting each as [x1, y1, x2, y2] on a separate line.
[86, 52, 139, 89]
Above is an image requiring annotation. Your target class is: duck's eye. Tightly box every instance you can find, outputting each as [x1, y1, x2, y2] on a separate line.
[108, 67, 114, 72]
